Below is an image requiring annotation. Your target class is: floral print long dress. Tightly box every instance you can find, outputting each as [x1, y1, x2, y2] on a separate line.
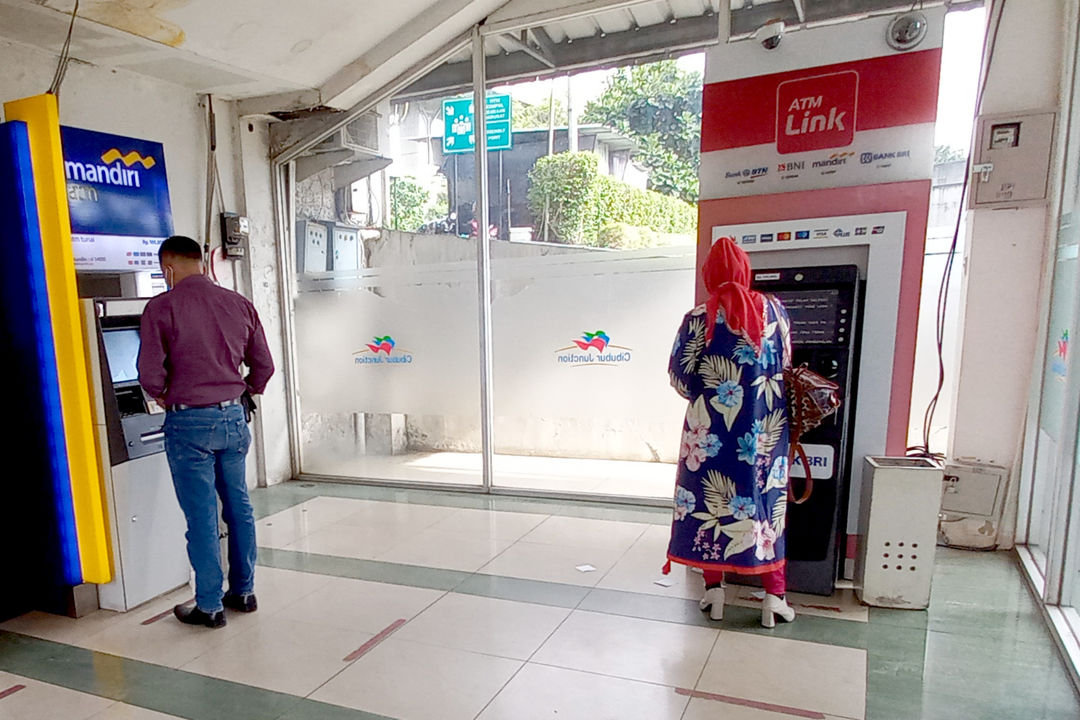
[667, 297, 792, 575]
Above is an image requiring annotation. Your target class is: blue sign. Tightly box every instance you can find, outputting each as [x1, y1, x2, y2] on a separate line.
[442, 94, 512, 154]
[60, 126, 173, 271]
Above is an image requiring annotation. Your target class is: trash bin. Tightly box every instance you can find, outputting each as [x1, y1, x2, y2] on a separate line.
[854, 456, 944, 609]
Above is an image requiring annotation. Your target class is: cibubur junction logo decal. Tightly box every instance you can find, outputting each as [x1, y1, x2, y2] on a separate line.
[556, 331, 632, 367]
[354, 335, 414, 365]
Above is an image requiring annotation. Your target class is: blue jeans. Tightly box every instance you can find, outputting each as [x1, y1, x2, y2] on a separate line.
[163, 405, 255, 613]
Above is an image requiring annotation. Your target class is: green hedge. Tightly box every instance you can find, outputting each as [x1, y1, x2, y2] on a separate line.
[527, 152, 696, 247]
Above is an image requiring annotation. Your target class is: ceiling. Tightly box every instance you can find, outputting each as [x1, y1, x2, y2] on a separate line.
[0, 0, 505, 110]
[0, 0, 981, 119]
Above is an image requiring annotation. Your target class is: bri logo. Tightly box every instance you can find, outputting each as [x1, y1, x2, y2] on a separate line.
[354, 335, 414, 365]
[556, 330, 632, 367]
[776, 71, 858, 155]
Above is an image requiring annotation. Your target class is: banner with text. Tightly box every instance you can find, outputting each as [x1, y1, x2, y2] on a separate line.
[61, 126, 173, 271]
[699, 12, 943, 199]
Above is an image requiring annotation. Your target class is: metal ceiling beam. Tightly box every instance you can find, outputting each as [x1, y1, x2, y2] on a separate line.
[728, 0, 971, 37]
[500, 31, 556, 67]
[397, 12, 719, 100]
[530, 26, 559, 57]
[320, 0, 478, 105]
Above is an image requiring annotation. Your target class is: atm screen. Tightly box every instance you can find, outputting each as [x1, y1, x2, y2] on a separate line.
[103, 329, 142, 384]
[773, 289, 841, 344]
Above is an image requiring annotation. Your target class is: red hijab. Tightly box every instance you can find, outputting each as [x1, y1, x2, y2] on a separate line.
[702, 236, 765, 347]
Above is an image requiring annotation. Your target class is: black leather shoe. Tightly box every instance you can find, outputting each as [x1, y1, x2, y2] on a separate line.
[174, 603, 226, 628]
[223, 593, 258, 613]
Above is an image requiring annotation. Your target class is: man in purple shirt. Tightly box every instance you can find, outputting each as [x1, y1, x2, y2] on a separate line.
[138, 236, 274, 628]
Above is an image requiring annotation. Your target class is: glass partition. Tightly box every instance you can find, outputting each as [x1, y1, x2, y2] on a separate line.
[482, 38, 704, 499]
[290, 50, 483, 486]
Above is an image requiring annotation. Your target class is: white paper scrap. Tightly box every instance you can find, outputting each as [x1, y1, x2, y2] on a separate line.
[575, 564, 597, 573]
[654, 578, 677, 588]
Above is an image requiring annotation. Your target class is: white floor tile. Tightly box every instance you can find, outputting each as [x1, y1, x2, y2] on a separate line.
[522, 515, 651, 552]
[478, 542, 626, 587]
[723, 586, 870, 623]
[248, 566, 335, 612]
[77, 589, 251, 669]
[273, 575, 443, 633]
[393, 593, 570, 660]
[0, 672, 113, 720]
[478, 663, 689, 720]
[180, 616, 371, 696]
[429, 508, 549, 541]
[0, 608, 125, 646]
[697, 631, 867, 720]
[532, 610, 717, 688]
[375, 528, 516, 572]
[682, 696, 848, 720]
[310, 638, 521, 720]
[282, 521, 414, 560]
[597, 526, 702, 601]
[336, 499, 457, 529]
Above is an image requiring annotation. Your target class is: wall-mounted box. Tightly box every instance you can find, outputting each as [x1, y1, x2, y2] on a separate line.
[971, 111, 1056, 207]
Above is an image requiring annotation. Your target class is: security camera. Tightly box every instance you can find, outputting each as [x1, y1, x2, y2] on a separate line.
[756, 19, 785, 50]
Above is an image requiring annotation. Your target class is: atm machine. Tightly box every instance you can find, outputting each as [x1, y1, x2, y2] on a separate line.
[83, 299, 190, 611]
[753, 266, 863, 596]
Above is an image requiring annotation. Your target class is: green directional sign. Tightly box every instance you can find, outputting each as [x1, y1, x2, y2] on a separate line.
[442, 94, 512, 154]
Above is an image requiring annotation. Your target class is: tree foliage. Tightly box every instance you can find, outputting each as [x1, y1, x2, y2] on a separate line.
[389, 176, 443, 232]
[935, 144, 967, 163]
[513, 97, 568, 131]
[528, 152, 695, 247]
[583, 60, 702, 203]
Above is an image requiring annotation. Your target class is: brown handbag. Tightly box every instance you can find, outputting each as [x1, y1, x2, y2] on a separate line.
[784, 364, 841, 504]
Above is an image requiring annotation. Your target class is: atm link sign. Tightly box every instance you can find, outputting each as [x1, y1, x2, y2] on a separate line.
[776, 71, 858, 155]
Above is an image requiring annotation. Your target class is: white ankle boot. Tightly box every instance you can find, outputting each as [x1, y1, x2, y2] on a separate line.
[761, 594, 795, 628]
[699, 586, 725, 621]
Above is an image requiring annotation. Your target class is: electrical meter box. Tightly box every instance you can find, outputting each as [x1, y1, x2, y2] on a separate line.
[938, 460, 1008, 550]
[296, 219, 328, 274]
[971, 111, 1056, 207]
[323, 222, 361, 272]
[220, 212, 249, 260]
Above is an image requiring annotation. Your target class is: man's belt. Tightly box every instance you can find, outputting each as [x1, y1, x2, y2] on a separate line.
[167, 398, 243, 412]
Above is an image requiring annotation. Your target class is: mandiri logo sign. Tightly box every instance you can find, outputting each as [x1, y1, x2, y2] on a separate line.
[353, 335, 414, 365]
[555, 330, 632, 367]
[776, 71, 858, 155]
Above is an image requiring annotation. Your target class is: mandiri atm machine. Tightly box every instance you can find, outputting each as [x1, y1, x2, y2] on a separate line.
[83, 299, 190, 611]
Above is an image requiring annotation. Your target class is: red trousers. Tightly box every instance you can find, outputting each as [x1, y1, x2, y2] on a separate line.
[703, 569, 786, 596]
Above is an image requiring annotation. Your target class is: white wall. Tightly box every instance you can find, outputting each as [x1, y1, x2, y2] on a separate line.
[950, 0, 1068, 469]
[949, 0, 1071, 547]
[0, 36, 288, 487]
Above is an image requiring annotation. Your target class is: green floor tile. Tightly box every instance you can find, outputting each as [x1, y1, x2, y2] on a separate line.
[455, 573, 588, 609]
[257, 547, 469, 591]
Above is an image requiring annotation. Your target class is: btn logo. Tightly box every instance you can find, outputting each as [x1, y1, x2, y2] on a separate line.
[776, 71, 858, 155]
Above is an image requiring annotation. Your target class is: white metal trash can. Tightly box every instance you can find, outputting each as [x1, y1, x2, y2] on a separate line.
[855, 456, 944, 609]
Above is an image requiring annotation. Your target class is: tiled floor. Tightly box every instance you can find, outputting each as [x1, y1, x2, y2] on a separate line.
[0, 481, 1077, 720]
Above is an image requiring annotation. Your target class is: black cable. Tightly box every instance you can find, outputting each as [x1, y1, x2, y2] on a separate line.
[908, 1, 1006, 460]
[48, 0, 80, 98]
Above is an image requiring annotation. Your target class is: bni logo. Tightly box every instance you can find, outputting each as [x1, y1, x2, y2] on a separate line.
[776, 71, 858, 155]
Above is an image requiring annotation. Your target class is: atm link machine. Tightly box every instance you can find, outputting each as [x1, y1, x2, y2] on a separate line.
[755, 266, 862, 596]
[83, 299, 190, 611]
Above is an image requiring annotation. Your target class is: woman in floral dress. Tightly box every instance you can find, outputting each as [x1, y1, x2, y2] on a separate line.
[664, 236, 796, 628]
